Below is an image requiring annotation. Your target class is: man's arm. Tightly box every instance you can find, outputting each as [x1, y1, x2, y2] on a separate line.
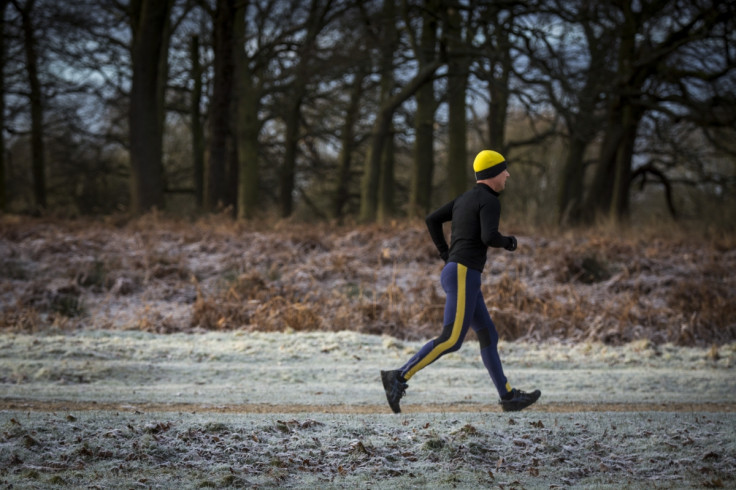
[480, 198, 515, 249]
[425, 200, 454, 259]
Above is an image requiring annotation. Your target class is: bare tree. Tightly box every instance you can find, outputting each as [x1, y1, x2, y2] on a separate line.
[190, 34, 205, 208]
[517, 1, 613, 225]
[475, 1, 516, 153]
[359, 0, 396, 223]
[553, 6, 612, 226]
[584, 0, 734, 223]
[0, 0, 730, 226]
[407, 0, 440, 218]
[277, 0, 336, 218]
[205, 0, 238, 212]
[234, 0, 260, 220]
[360, 0, 441, 222]
[444, 1, 469, 197]
[333, 66, 368, 221]
[11, 0, 45, 210]
[0, 0, 7, 212]
[128, 0, 174, 214]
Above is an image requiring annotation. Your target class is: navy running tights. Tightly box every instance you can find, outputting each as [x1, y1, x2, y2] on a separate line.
[399, 262, 511, 398]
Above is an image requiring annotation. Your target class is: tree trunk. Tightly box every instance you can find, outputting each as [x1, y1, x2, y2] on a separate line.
[557, 136, 587, 226]
[280, 93, 303, 218]
[235, 88, 260, 220]
[234, 1, 260, 220]
[206, 0, 236, 212]
[360, 60, 442, 222]
[333, 70, 365, 221]
[447, 75, 467, 196]
[585, 110, 622, 222]
[377, 125, 395, 224]
[584, 2, 640, 224]
[487, 78, 508, 151]
[486, 21, 510, 151]
[0, 0, 7, 212]
[226, 97, 239, 211]
[446, 4, 468, 197]
[128, 0, 172, 214]
[555, 16, 608, 227]
[190, 35, 205, 209]
[16, 0, 45, 210]
[609, 104, 638, 221]
[360, 110, 392, 222]
[410, 81, 435, 217]
[375, 0, 396, 225]
[408, 0, 438, 218]
[278, 0, 331, 218]
[157, 4, 172, 196]
[360, 0, 396, 223]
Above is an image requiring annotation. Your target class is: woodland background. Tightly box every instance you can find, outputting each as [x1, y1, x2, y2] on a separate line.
[1, 4, 735, 486]
[0, 0, 734, 228]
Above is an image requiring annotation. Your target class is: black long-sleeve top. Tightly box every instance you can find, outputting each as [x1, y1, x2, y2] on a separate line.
[425, 183, 513, 272]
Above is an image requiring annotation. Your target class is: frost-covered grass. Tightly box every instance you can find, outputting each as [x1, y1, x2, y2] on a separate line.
[2, 409, 734, 488]
[1, 330, 734, 407]
[1, 330, 735, 488]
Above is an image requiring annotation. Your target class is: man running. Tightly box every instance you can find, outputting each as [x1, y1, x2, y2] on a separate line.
[381, 150, 541, 413]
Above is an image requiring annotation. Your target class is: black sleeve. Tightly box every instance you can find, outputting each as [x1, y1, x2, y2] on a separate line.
[425, 200, 454, 255]
[479, 197, 511, 248]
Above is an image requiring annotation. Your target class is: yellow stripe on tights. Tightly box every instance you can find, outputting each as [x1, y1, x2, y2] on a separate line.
[405, 264, 467, 380]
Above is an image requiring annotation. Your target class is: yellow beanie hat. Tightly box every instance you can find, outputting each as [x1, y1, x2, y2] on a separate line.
[473, 150, 507, 180]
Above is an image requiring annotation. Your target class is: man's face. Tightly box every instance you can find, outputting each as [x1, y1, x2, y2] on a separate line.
[489, 169, 510, 192]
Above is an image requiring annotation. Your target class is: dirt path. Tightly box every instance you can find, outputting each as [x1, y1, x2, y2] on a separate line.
[3, 399, 735, 414]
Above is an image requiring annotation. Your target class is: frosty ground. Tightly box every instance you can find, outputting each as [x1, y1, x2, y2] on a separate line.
[1, 329, 735, 488]
[1, 217, 735, 487]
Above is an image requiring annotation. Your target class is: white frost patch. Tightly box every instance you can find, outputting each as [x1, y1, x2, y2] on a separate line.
[1, 331, 733, 407]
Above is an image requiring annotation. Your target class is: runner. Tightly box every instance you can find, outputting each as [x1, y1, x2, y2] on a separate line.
[381, 150, 541, 413]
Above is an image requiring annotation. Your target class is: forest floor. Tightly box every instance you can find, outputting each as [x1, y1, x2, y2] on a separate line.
[1, 215, 735, 488]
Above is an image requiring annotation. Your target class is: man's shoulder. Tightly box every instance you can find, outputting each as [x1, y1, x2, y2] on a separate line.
[468, 184, 498, 204]
[453, 188, 476, 207]
[451, 187, 493, 216]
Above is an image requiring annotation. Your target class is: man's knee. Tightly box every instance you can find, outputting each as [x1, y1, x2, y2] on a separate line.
[434, 323, 454, 345]
[433, 323, 463, 351]
[476, 327, 498, 349]
[476, 328, 491, 348]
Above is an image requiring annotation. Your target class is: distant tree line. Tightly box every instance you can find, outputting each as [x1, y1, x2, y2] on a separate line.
[1, 0, 734, 226]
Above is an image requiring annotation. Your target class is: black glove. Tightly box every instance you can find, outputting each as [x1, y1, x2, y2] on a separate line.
[504, 236, 517, 252]
[439, 250, 449, 263]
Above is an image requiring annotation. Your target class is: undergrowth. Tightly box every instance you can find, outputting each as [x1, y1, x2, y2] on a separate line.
[1, 215, 734, 346]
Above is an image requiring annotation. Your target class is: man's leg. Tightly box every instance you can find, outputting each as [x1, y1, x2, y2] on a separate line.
[471, 295, 511, 398]
[399, 262, 476, 380]
[472, 295, 541, 411]
[381, 262, 479, 413]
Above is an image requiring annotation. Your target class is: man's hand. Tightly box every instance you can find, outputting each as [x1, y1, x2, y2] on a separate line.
[504, 236, 517, 252]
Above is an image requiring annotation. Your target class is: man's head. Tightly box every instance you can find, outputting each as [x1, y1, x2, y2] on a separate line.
[473, 150, 510, 192]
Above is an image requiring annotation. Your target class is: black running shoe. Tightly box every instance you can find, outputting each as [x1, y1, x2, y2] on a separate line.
[500, 388, 541, 412]
[381, 370, 408, 414]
